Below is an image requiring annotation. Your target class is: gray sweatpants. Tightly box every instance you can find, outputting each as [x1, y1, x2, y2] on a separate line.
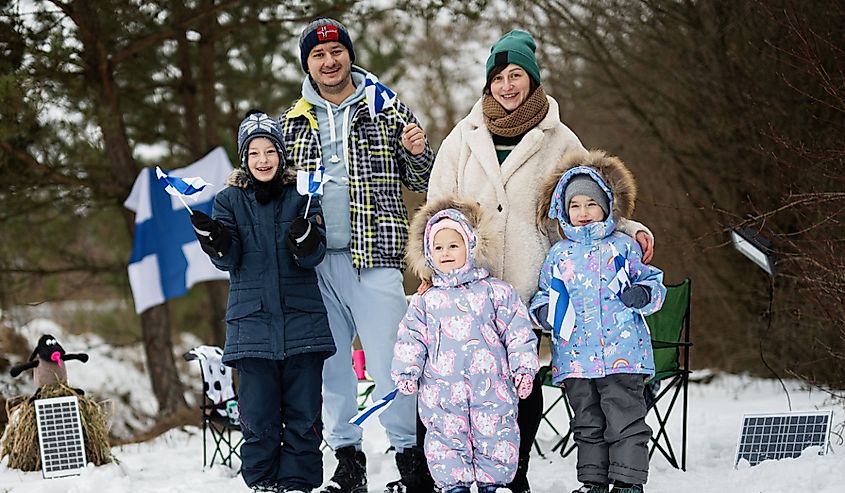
[316, 250, 417, 452]
[564, 374, 652, 485]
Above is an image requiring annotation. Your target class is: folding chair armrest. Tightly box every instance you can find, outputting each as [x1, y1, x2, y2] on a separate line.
[651, 339, 692, 350]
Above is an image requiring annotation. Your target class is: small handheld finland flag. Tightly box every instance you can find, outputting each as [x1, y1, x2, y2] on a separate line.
[296, 166, 332, 218]
[156, 166, 212, 214]
[548, 264, 576, 344]
[364, 74, 407, 125]
[608, 243, 632, 298]
[364, 74, 396, 117]
[349, 388, 398, 426]
[156, 166, 211, 198]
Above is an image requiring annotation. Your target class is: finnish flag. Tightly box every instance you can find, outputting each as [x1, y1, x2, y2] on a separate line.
[156, 166, 212, 198]
[123, 147, 232, 314]
[608, 244, 632, 298]
[364, 74, 397, 118]
[296, 166, 331, 218]
[349, 388, 398, 426]
[548, 264, 576, 343]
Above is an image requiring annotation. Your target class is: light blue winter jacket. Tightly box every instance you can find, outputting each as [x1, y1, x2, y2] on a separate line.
[530, 163, 665, 385]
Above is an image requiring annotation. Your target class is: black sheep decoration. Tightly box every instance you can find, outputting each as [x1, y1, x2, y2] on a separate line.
[10, 334, 89, 397]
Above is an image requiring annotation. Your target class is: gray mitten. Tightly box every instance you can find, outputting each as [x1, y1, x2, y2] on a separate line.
[534, 304, 554, 333]
[620, 284, 651, 309]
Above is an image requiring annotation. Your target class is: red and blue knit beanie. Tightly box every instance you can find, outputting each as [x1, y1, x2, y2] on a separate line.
[299, 18, 356, 72]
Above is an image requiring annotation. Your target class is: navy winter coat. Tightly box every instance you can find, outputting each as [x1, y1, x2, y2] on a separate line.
[210, 168, 336, 365]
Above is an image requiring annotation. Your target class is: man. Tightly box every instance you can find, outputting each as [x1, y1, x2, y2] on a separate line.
[280, 17, 434, 493]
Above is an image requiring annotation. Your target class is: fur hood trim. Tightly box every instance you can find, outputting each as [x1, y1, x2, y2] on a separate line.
[536, 149, 637, 228]
[224, 165, 299, 189]
[407, 197, 494, 281]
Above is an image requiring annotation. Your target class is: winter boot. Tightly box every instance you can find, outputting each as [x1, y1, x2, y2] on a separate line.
[320, 446, 367, 493]
[611, 483, 644, 493]
[571, 483, 611, 493]
[443, 487, 470, 493]
[478, 485, 500, 493]
[251, 481, 280, 492]
[385, 447, 435, 493]
[506, 455, 530, 493]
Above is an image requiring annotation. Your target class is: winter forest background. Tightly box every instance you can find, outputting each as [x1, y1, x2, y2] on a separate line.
[1, 0, 844, 439]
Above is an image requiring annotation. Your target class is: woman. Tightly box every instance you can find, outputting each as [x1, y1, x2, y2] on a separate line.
[425, 30, 654, 493]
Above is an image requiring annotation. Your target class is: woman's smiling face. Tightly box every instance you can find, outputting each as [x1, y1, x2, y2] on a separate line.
[490, 64, 531, 111]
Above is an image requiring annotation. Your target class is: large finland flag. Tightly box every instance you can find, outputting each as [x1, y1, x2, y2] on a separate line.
[123, 147, 232, 314]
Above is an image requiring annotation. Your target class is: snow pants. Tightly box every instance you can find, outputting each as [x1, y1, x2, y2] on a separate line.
[419, 379, 521, 490]
[235, 355, 324, 490]
[564, 374, 652, 485]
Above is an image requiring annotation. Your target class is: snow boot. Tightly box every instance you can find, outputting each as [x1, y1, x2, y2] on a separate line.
[611, 484, 644, 493]
[572, 483, 611, 493]
[251, 481, 280, 492]
[320, 446, 367, 493]
[506, 455, 530, 493]
[385, 447, 435, 493]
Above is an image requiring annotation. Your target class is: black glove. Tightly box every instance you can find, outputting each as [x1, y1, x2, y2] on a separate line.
[190, 211, 231, 257]
[619, 284, 652, 309]
[535, 304, 554, 333]
[286, 216, 320, 258]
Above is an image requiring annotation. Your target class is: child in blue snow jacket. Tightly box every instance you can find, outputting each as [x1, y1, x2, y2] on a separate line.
[530, 150, 666, 493]
[190, 111, 335, 493]
[391, 198, 540, 493]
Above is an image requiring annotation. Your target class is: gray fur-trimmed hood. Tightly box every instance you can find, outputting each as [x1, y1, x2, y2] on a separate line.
[407, 196, 495, 281]
[536, 149, 638, 229]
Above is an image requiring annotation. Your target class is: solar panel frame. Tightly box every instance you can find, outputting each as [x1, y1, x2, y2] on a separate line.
[734, 410, 833, 467]
[34, 395, 87, 479]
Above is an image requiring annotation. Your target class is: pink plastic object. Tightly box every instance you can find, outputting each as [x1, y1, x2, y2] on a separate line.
[352, 349, 366, 380]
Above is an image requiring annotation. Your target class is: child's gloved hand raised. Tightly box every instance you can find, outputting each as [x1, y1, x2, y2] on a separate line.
[190, 210, 231, 257]
[514, 374, 533, 399]
[286, 216, 321, 257]
[396, 379, 418, 395]
[620, 284, 652, 309]
[534, 304, 554, 333]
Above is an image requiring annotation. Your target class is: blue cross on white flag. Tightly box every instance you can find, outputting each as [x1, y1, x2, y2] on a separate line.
[156, 166, 211, 198]
[124, 147, 232, 314]
[349, 388, 399, 426]
[364, 74, 397, 119]
[608, 244, 632, 298]
[548, 264, 576, 343]
[156, 166, 214, 214]
[296, 166, 332, 218]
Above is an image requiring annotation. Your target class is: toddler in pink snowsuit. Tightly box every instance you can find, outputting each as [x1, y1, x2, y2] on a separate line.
[391, 198, 540, 493]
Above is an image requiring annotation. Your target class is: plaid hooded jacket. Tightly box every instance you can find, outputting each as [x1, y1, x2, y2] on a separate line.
[279, 87, 434, 270]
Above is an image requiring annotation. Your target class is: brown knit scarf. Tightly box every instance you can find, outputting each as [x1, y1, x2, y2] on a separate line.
[482, 85, 550, 137]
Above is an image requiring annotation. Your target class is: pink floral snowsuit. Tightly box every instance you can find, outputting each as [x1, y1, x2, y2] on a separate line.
[391, 208, 540, 490]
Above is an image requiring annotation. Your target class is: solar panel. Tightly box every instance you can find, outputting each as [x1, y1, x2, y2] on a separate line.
[735, 411, 833, 467]
[34, 396, 87, 479]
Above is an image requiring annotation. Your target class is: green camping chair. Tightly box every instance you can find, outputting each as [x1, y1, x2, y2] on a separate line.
[533, 364, 576, 458]
[644, 278, 692, 471]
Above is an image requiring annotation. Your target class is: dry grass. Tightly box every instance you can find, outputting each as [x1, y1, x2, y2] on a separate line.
[0, 384, 113, 471]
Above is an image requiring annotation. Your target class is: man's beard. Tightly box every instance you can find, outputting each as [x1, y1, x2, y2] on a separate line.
[317, 68, 352, 96]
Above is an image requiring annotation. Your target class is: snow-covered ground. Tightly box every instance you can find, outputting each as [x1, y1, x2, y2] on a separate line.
[1, 319, 843, 493]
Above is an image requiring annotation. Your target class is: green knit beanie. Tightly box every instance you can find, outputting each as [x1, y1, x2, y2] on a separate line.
[485, 30, 541, 84]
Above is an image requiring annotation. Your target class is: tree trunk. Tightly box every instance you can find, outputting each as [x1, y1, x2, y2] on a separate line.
[140, 304, 187, 415]
[196, 1, 228, 347]
[204, 281, 228, 347]
[63, 0, 187, 414]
